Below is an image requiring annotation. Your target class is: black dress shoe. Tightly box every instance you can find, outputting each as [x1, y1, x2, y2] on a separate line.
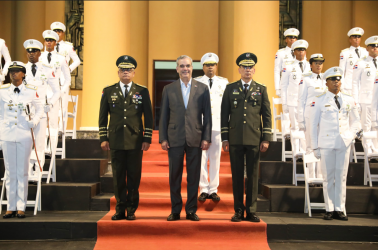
[231, 209, 244, 222]
[209, 193, 220, 201]
[246, 213, 260, 222]
[198, 192, 208, 201]
[126, 213, 136, 220]
[333, 211, 348, 221]
[186, 213, 199, 221]
[167, 213, 180, 221]
[16, 213, 25, 219]
[3, 211, 16, 219]
[323, 212, 333, 220]
[111, 212, 126, 220]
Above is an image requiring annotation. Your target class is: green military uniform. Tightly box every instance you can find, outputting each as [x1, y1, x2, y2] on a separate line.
[221, 53, 272, 216]
[99, 55, 153, 216]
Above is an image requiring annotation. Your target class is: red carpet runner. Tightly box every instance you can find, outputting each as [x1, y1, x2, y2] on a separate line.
[94, 131, 270, 250]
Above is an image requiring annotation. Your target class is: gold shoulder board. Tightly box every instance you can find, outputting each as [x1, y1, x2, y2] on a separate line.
[25, 84, 38, 90]
[0, 83, 11, 89]
[316, 92, 326, 98]
[135, 83, 147, 88]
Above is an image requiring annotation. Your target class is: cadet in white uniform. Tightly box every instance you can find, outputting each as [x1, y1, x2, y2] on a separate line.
[281, 40, 310, 155]
[23, 39, 60, 176]
[195, 53, 228, 202]
[310, 67, 361, 221]
[0, 38, 12, 83]
[39, 30, 70, 152]
[298, 54, 327, 179]
[274, 28, 299, 137]
[1, 62, 43, 218]
[352, 35, 378, 150]
[339, 28, 368, 96]
[51, 22, 81, 132]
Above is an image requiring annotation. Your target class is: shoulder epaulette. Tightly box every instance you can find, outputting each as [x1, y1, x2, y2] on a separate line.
[278, 48, 285, 52]
[256, 82, 266, 87]
[42, 63, 52, 69]
[217, 76, 227, 80]
[302, 72, 312, 77]
[0, 83, 11, 89]
[284, 60, 295, 65]
[0, 38, 4, 42]
[342, 48, 349, 52]
[227, 81, 238, 86]
[194, 76, 203, 80]
[104, 83, 116, 90]
[25, 84, 38, 90]
[316, 92, 326, 98]
[65, 41, 73, 45]
[135, 83, 147, 88]
[342, 92, 352, 97]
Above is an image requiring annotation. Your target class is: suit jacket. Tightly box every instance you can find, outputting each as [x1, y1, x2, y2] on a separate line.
[159, 79, 212, 148]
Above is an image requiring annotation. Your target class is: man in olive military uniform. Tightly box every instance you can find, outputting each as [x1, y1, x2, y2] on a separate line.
[221, 53, 272, 223]
[99, 55, 153, 220]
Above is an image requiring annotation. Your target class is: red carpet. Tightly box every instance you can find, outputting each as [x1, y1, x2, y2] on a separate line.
[94, 131, 270, 250]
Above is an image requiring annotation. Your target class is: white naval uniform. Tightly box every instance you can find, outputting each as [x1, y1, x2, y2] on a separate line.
[39, 51, 70, 151]
[339, 46, 368, 95]
[54, 40, 80, 131]
[0, 83, 43, 211]
[297, 72, 326, 178]
[195, 75, 228, 194]
[25, 62, 60, 173]
[310, 91, 360, 212]
[0, 39, 12, 82]
[274, 46, 294, 136]
[371, 76, 378, 138]
[281, 59, 310, 154]
[352, 56, 378, 148]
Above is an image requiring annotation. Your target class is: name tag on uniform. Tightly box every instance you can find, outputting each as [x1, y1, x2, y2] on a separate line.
[315, 87, 320, 89]
[325, 105, 330, 107]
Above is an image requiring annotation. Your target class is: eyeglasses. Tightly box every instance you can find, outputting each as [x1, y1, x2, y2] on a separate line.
[240, 66, 253, 70]
[350, 35, 361, 38]
[286, 36, 297, 39]
[119, 68, 134, 72]
[368, 44, 378, 48]
[26, 49, 40, 53]
[295, 48, 306, 52]
[45, 38, 56, 42]
[327, 77, 341, 81]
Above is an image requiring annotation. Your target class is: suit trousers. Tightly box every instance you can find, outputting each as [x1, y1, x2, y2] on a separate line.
[230, 145, 259, 214]
[29, 117, 47, 176]
[2, 140, 33, 211]
[320, 144, 351, 212]
[199, 131, 221, 194]
[110, 149, 143, 214]
[168, 142, 201, 214]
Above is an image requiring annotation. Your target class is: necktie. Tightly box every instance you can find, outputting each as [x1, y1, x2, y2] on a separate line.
[14, 87, 20, 94]
[334, 96, 340, 109]
[317, 75, 321, 79]
[355, 48, 360, 58]
[209, 78, 213, 89]
[124, 84, 129, 97]
[244, 84, 249, 95]
[48, 52, 52, 63]
[291, 50, 294, 59]
[56, 43, 60, 53]
[32, 64, 36, 77]
[373, 58, 377, 69]
[299, 62, 304, 73]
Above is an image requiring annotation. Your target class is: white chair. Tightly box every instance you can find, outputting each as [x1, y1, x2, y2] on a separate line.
[272, 97, 282, 141]
[65, 95, 79, 139]
[43, 128, 58, 183]
[0, 172, 42, 215]
[291, 130, 306, 185]
[281, 114, 292, 162]
[303, 152, 325, 217]
[362, 131, 378, 187]
[350, 140, 364, 163]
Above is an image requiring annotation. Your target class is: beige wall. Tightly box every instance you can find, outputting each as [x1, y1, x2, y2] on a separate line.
[1, 1, 376, 130]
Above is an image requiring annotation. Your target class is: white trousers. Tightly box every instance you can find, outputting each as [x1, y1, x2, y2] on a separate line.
[199, 130, 221, 194]
[360, 103, 378, 149]
[304, 114, 322, 179]
[281, 112, 290, 136]
[30, 117, 47, 175]
[2, 140, 33, 211]
[320, 144, 350, 212]
[289, 106, 306, 155]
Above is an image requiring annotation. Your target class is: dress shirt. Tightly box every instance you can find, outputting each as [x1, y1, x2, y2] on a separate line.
[119, 81, 132, 97]
[180, 78, 192, 109]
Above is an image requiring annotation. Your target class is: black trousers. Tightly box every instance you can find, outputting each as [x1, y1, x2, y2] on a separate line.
[229, 145, 260, 214]
[110, 149, 143, 214]
[168, 142, 202, 214]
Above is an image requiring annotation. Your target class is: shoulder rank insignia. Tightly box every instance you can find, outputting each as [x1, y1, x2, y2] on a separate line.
[342, 48, 349, 52]
[341, 92, 352, 97]
[278, 48, 285, 52]
[42, 63, 52, 68]
[316, 92, 326, 98]
[227, 81, 238, 86]
[104, 83, 115, 90]
[194, 76, 203, 79]
[255, 82, 266, 87]
[25, 84, 38, 90]
[135, 83, 147, 88]
[302, 72, 312, 77]
[65, 41, 73, 45]
[285, 60, 295, 65]
[0, 83, 11, 89]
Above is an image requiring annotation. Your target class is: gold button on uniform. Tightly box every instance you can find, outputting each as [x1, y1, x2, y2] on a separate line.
[124, 117, 126, 119]
[244, 121, 246, 123]
[124, 109, 126, 111]
[244, 107, 247, 109]
[244, 114, 246, 116]
[124, 125, 126, 127]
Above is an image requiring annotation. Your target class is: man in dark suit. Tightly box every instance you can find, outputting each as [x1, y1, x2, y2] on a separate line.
[159, 55, 212, 221]
[99, 55, 153, 221]
[221, 53, 272, 223]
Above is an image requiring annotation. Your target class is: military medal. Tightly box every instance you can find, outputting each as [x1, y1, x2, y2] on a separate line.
[234, 99, 237, 108]
[293, 74, 296, 80]
[8, 104, 13, 110]
[135, 105, 138, 109]
[367, 71, 370, 76]
[350, 61, 353, 66]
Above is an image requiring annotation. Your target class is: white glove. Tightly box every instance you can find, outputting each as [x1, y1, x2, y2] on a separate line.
[372, 121, 378, 129]
[298, 122, 306, 131]
[0, 74, 5, 82]
[276, 89, 281, 97]
[283, 104, 289, 114]
[314, 148, 321, 159]
[28, 120, 37, 129]
[44, 104, 51, 113]
[356, 103, 362, 113]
